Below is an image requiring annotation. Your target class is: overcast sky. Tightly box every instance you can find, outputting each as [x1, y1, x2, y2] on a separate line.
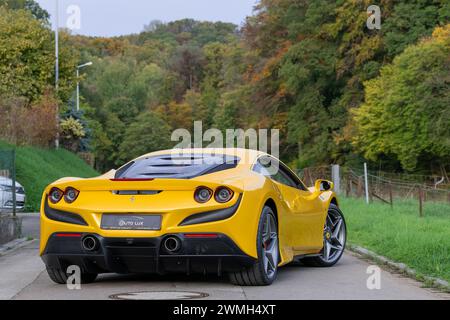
[36, 0, 258, 37]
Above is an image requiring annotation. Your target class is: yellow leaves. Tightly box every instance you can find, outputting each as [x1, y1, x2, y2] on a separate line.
[432, 24, 450, 47]
[154, 101, 193, 130]
[355, 35, 383, 67]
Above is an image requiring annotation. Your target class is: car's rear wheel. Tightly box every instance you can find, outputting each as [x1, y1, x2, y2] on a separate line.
[301, 204, 346, 267]
[229, 206, 279, 286]
[46, 266, 98, 285]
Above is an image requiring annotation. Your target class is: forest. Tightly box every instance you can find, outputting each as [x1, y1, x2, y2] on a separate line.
[0, 0, 449, 174]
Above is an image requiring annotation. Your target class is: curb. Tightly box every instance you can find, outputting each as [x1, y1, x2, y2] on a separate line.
[0, 238, 35, 257]
[348, 244, 450, 292]
[15, 213, 40, 218]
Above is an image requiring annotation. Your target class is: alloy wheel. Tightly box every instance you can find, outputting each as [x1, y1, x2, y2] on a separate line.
[321, 209, 346, 263]
[262, 213, 278, 278]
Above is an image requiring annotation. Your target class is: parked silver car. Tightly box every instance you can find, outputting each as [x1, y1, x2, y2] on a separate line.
[0, 177, 26, 211]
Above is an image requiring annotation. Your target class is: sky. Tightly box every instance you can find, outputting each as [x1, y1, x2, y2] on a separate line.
[36, 0, 258, 37]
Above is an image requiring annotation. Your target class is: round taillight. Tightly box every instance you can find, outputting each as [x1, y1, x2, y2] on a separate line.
[49, 187, 64, 204]
[64, 187, 80, 203]
[215, 187, 234, 203]
[194, 187, 213, 203]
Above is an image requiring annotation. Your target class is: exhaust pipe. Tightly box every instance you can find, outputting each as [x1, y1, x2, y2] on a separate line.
[82, 236, 99, 252]
[163, 237, 181, 253]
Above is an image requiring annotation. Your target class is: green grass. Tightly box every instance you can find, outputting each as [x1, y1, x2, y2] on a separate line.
[0, 141, 98, 211]
[340, 197, 450, 283]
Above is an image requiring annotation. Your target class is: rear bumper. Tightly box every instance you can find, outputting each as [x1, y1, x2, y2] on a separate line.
[41, 233, 255, 275]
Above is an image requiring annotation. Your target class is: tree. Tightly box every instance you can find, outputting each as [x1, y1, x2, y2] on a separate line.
[0, 0, 50, 23]
[383, 0, 449, 58]
[170, 44, 205, 90]
[119, 111, 172, 162]
[129, 63, 171, 108]
[0, 90, 58, 147]
[143, 20, 163, 32]
[352, 25, 450, 172]
[55, 4, 449, 173]
[0, 7, 77, 103]
[155, 99, 193, 131]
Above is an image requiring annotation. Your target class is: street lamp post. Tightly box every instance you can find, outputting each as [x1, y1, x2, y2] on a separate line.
[55, 0, 59, 149]
[76, 62, 93, 111]
[55, 0, 59, 90]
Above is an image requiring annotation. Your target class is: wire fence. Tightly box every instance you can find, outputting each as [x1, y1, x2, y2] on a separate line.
[298, 165, 450, 217]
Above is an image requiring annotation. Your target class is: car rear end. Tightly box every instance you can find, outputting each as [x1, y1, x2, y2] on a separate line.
[40, 152, 259, 276]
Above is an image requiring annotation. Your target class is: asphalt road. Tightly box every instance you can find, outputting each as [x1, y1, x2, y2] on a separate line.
[0, 214, 447, 300]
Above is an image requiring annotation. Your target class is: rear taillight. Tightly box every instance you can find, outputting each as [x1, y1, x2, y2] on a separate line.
[214, 187, 234, 203]
[194, 187, 213, 203]
[49, 187, 64, 204]
[64, 187, 80, 203]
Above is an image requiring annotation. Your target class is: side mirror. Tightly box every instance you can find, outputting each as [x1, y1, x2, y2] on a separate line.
[315, 179, 334, 192]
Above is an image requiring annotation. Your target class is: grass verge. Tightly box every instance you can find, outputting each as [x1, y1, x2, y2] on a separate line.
[340, 197, 450, 283]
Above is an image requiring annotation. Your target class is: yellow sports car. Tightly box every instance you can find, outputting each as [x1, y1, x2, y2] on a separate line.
[40, 148, 346, 286]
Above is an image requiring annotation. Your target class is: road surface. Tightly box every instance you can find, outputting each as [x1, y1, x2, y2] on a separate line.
[0, 214, 447, 300]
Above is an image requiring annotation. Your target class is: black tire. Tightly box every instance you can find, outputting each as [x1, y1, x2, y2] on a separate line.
[301, 204, 347, 267]
[46, 266, 98, 285]
[229, 206, 279, 286]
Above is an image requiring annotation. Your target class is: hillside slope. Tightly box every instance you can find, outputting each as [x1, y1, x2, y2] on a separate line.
[0, 141, 99, 211]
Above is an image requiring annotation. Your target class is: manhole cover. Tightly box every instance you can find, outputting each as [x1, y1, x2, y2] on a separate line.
[109, 291, 209, 300]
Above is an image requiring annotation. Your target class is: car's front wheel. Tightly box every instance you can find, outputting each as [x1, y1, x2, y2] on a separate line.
[229, 206, 279, 286]
[46, 266, 98, 285]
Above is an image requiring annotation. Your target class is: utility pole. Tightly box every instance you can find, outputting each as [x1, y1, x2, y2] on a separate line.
[76, 67, 79, 110]
[55, 0, 60, 149]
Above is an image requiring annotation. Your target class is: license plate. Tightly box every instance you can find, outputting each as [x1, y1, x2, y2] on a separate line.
[101, 214, 162, 230]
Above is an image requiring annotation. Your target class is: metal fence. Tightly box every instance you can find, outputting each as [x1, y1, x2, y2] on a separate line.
[298, 165, 450, 217]
[0, 149, 17, 216]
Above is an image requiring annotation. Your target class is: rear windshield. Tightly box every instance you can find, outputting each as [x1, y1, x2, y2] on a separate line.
[115, 154, 240, 179]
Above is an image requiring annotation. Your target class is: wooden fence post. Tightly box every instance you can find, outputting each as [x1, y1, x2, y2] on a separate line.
[304, 168, 311, 186]
[418, 186, 423, 217]
[346, 174, 351, 197]
[357, 177, 363, 198]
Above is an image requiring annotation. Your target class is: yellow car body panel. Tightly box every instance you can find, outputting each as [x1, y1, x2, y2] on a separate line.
[40, 148, 337, 267]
